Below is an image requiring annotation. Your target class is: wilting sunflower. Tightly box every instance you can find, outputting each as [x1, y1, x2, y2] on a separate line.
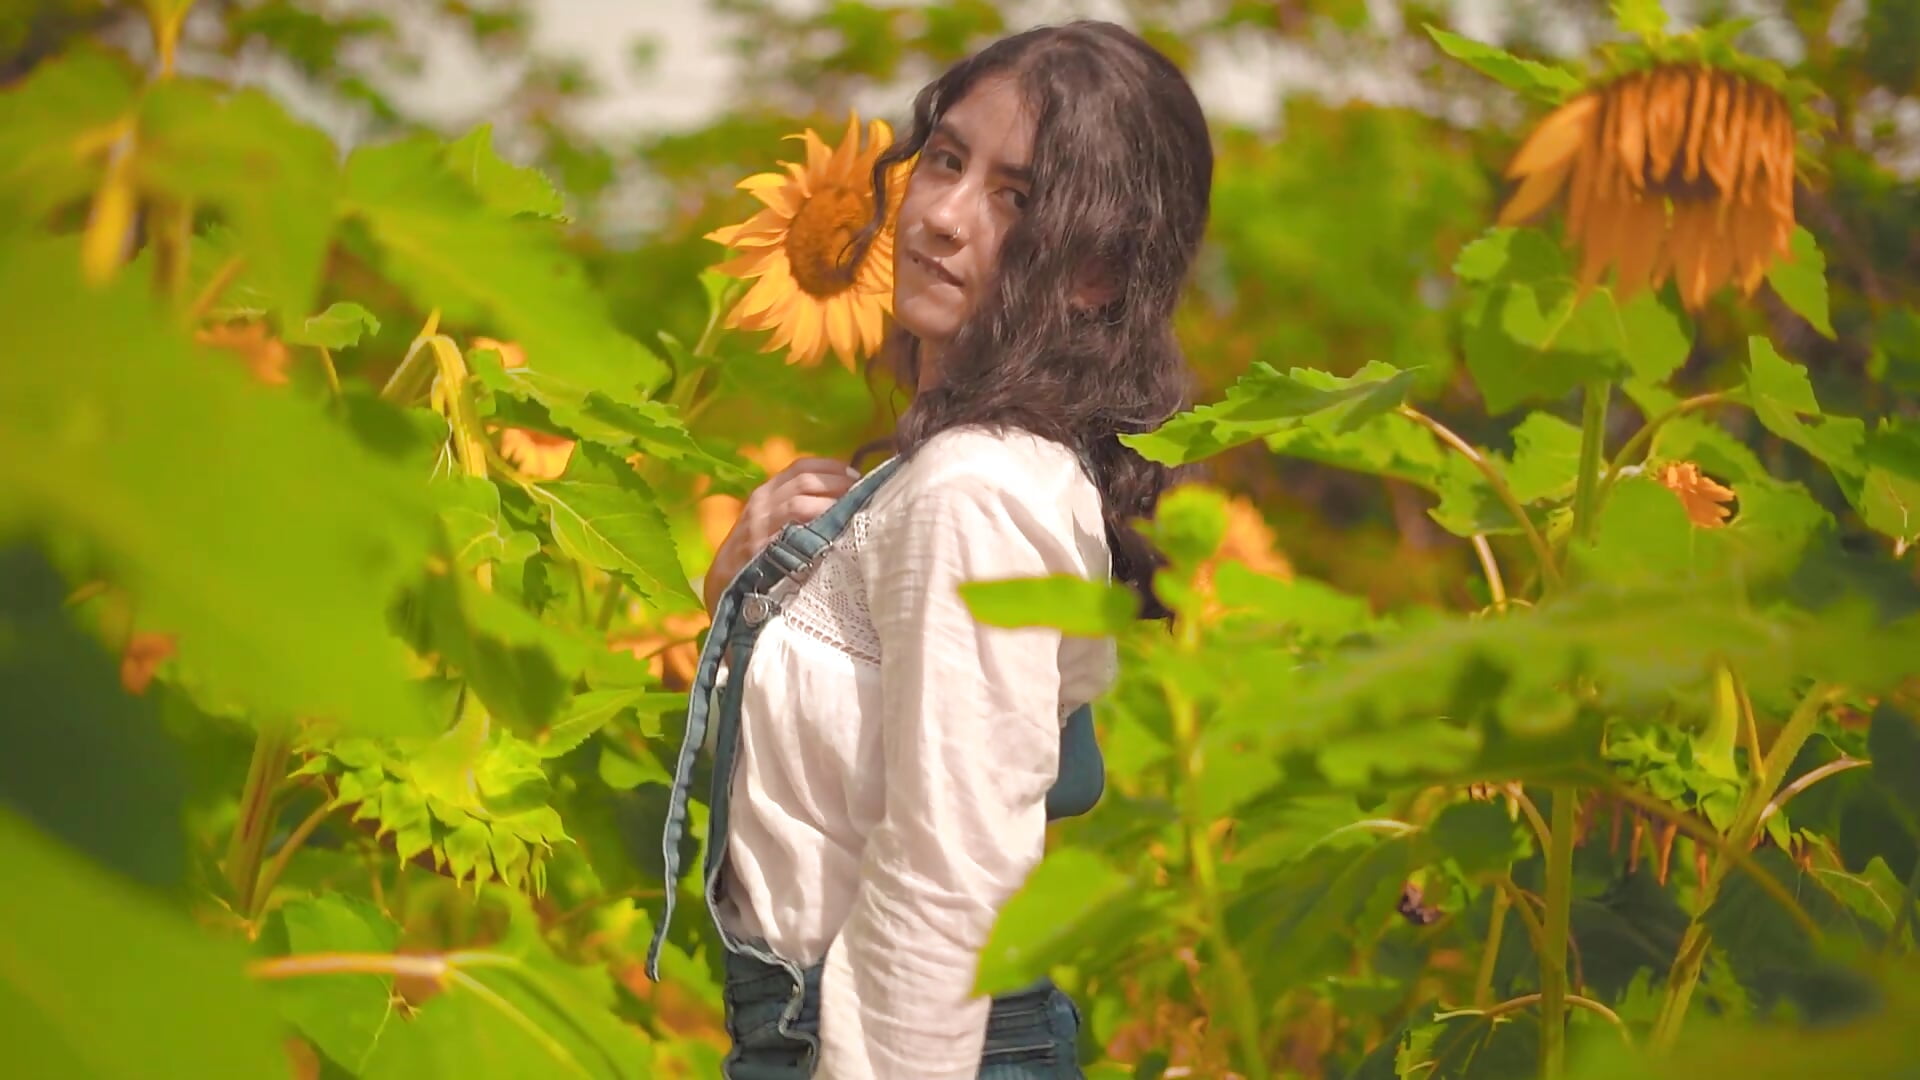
[1654, 460, 1737, 528]
[707, 113, 908, 369]
[1500, 65, 1799, 309]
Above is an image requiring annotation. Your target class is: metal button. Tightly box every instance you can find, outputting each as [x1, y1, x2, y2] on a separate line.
[740, 593, 779, 626]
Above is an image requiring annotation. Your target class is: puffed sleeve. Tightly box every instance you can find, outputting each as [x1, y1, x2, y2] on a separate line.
[815, 438, 1105, 1079]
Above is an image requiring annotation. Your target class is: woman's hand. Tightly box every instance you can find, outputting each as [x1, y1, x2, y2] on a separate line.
[704, 458, 863, 611]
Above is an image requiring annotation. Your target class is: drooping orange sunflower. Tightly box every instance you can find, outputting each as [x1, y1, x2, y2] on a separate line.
[1499, 65, 1799, 310]
[707, 113, 909, 369]
[1654, 460, 1737, 528]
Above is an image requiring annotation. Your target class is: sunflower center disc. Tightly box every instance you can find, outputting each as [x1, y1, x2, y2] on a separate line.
[785, 184, 871, 297]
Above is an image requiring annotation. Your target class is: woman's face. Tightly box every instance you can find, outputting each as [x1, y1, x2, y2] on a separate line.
[892, 73, 1035, 369]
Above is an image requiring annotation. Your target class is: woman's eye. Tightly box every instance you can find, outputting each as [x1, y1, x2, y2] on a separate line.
[1002, 188, 1029, 212]
[934, 149, 962, 172]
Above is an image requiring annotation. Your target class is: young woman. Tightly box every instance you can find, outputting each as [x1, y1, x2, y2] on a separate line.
[651, 20, 1213, 1079]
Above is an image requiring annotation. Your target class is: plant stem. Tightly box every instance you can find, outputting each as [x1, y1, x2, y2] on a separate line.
[380, 309, 442, 405]
[1479, 992, 1632, 1044]
[250, 951, 449, 981]
[1509, 785, 1553, 854]
[1892, 860, 1920, 953]
[1650, 683, 1838, 1047]
[186, 254, 244, 325]
[572, 560, 594, 626]
[152, 197, 192, 301]
[1758, 758, 1868, 828]
[250, 796, 335, 918]
[225, 725, 294, 916]
[1570, 380, 1611, 546]
[427, 335, 488, 481]
[666, 279, 739, 415]
[1603, 780, 1822, 940]
[593, 577, 625, 632]
[1475, 884, 1511, 1007]
[1399, 406, 1563, 591]
[148, 0, 192, 77]
[315, 346, 343, 400]
[1539, 787, 1577, 1079]
[1470, 534, 1508, 610]
[1166, 675, 1269, 1080]
[1596, 392, 1733, 509]
[1491, 876, 1549, 959]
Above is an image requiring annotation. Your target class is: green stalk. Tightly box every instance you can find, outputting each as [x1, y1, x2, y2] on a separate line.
[1594, 392, 1734, 513]
[666, 279, 739, 414]
[1165, 615, 1269, 1079]
[225, 724, 294, 915]
[152, 197, 192, 301]
[1891, 860, 1920, 953]
[1535, 381, 1611, 1076]
[1475, 883, 1512, 1007]
[1539, 788, 1577, 1079]
[380, 310, 442, 405]
[1399, 406, 1562, 591]
[1571, 380, 1611, 545]
[1651, 682, 1839, 1047]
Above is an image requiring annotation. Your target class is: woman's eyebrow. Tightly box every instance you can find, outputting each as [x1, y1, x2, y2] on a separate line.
[930, 121, 1032, 183]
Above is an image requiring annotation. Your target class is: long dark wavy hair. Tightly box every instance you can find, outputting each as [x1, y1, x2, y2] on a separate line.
[851, 20, 1213, 620]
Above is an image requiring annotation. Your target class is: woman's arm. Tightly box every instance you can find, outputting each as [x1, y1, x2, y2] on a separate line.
[817, 450, 1099, 1079]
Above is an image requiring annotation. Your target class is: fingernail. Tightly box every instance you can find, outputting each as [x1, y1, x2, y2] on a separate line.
[846, 466, 862, 479]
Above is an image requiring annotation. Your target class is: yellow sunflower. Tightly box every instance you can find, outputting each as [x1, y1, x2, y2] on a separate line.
[1499, 65, 1799, 310]
[707, 113, 909, 369]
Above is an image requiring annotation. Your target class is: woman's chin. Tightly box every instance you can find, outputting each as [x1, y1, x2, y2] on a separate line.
[892, 298, 963, 348]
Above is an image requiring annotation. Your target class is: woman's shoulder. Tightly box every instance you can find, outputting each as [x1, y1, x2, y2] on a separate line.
[864, 425, 1100, 533]
[893, 424, 1090, 495]
[864, 425, 1108, 571]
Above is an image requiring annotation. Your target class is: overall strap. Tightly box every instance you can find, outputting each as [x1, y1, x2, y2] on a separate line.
[647, 457, 903, 980]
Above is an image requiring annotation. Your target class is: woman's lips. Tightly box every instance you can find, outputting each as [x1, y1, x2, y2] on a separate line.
[909, 249, 962, 288]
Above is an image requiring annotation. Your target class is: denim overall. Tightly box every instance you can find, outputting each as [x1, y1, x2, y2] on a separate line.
[648, 457, 1106, 1078]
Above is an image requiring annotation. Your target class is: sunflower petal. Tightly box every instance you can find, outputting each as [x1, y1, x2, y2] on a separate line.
[1615, 72, 1648, 189]
[714, 249, 778, 280]
[761, 298, 798, 352]
[1507, 94, 1599, 179]
[738, 171, 790, 192]
[1612, 195, 1667, 301]
[786, 294, 824, 366]
[1498, 154, 1575, 225]
[750, 183, 800, 217]
[1683, 67, 1715, 182]
[783, 160, 812, 199]
[1565, 119, 1601, 241]
[732, 264, 794, 323]
[824, 294, 856, 367]
[802, 129, 830, 177]
[708, 208, 792, 248]
[856, 286, 883, 349]
[828, 111, 860, 177]
[1647, 67, 1689, 185]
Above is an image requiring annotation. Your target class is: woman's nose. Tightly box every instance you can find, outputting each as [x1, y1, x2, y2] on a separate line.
[920, 184, 970, 246]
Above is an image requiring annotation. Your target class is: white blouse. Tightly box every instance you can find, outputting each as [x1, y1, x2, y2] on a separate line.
[715, 425, 1118, 1080]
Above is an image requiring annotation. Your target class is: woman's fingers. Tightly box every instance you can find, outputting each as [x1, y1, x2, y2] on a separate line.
[768, 494, 842, 530]
[764, 459, 860, 502]
[705, 458, 860, 612]
[771, 472, 856, 503]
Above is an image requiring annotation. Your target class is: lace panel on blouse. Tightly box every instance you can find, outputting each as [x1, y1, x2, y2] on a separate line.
[769, 506, 1081, 720]
[773, 511, 882, 667]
